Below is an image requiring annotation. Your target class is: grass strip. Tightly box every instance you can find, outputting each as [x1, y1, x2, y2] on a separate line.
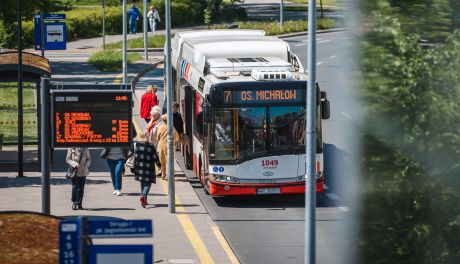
[0, 83, 37, 143]
[105, 35, 168, 50]
[213, 18, 338, 35]
[88, 49, 142, 72]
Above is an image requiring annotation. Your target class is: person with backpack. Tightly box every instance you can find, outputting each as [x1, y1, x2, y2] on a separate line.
[147, 5, 161, 35]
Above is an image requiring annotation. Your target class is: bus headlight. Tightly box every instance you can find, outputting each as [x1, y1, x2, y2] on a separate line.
[211, 174, 239, 183]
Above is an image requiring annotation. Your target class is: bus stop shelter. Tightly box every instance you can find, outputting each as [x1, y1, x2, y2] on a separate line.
[0, 51, 51, 172]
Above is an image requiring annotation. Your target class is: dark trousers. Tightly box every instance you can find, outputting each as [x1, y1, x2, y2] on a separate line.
[71, 177, 86, 204]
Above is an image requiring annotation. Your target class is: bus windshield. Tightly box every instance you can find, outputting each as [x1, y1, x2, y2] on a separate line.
[210, 106, 306, 161]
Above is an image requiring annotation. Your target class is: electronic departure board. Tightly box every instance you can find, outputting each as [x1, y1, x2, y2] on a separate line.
[52, 90, 132, 147]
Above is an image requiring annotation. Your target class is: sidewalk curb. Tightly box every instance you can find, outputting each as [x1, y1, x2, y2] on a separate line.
[277, 27, 346, 38]
[130, 61, 162, 91]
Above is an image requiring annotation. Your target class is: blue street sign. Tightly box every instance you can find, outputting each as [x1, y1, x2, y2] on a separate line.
[43, 13, 66, 20]
[34, 14, 66, 50]
[45, 22, 66, 50]
[34, 14, 43, 50]
[59, 220, 80, 264]
[88, 219, 153, 238]
[88, 245, 153, 264]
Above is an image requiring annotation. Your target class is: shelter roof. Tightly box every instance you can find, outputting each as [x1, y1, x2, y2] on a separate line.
[0, 51, 51, 82]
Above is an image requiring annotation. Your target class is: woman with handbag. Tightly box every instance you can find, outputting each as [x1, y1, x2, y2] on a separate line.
[66, 148, 91, 210]
[127, 134, 161, 208]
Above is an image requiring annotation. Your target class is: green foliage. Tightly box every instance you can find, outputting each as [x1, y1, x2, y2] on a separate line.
[212, 18, 338, 35]
[0, 0, 245, 49]
[0, 83, 37, 143]
[105, 34, 168, 49]
[359, 5, 460, 263]
[88, 49, 141, 72]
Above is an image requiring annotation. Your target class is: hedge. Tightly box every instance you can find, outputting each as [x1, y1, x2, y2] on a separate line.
[0, 1, 211, 49]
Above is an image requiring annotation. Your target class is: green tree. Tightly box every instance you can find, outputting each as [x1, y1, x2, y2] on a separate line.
[359, 2, 460, 263]
[0, 0, 72, 48]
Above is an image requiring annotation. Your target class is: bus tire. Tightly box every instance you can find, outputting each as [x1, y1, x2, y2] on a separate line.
[185, 146, 192, 170]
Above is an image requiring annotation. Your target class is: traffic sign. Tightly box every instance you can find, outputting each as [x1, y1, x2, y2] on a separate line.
[59, 220, 80, 264]
[88, 219, 153, 238]
[34, 14, 66, 50]
[88, 245, 153, 264]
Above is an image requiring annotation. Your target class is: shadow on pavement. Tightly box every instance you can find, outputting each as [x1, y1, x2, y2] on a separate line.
[83, 208, 136, 211]
[0, 176, 109, 189]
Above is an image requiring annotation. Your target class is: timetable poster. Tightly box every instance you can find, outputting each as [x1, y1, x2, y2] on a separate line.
[52, 91, 132, 147]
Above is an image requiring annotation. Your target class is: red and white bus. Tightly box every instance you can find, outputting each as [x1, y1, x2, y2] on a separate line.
[169, 30, 330, 196]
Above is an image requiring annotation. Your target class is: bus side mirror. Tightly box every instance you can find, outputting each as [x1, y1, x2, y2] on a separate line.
[320, 91, 330, 120]
[203, 101, 211, 123]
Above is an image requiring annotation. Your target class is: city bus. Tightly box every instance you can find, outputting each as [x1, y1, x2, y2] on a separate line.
[169, 30, 330, 196]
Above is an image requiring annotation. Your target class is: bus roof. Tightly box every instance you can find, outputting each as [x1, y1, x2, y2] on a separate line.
[186, 35, 289, 60]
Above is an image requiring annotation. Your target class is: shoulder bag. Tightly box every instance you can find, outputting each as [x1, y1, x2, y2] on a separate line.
[66, 150, 84, 179]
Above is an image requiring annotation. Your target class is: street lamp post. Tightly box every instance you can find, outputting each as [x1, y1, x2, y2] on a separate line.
[17, 0, 24, 178]
[280, 0, 284, 28]
[165, 0, 175, 213]
[143, 0, 148, 60]
[122, 0, 127, 84]
[305, 0, 317, 263]
[102, 0, 106, 50]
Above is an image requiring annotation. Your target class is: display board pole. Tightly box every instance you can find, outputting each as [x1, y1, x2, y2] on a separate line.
[165, 0, 175, 213]
[18, 0, 24, 178]
[40, 78, 51, 214]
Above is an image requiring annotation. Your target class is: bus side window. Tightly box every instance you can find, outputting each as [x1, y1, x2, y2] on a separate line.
[193, 93, 205, 139]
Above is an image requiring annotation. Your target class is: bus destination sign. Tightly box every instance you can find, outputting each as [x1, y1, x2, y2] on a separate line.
[52, 90, 132, 147]
[223, 88, 303, 104]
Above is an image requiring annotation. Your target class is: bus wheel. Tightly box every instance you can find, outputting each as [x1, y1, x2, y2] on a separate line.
[203, 174, 210, 195]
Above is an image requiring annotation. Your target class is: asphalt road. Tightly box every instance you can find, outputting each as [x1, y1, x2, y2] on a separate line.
[176, 30, 357, 264]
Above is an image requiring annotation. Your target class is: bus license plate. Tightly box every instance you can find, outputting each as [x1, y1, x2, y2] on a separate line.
[256, 188, 281, 195]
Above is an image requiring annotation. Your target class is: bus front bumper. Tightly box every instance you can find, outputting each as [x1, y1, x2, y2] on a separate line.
[209, 178, 324, 196]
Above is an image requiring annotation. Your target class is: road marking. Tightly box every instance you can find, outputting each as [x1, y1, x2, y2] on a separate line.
[339, 207, 350, 212]
[341, 112, 351, 119]
[159, 180, 215, 264]
[295, 43, 307, 47]
[318, 40, 331, 43]
[316, 61, 323, 66]
[329, 55, 336, 59]
[211, 226, 240, 264]
[113, 73, 124, 83]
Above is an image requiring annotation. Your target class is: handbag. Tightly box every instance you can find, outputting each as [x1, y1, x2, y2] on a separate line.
[100, 148, 109, 159]
[125, 143, 136, 169]
[66, 149, 84, 179]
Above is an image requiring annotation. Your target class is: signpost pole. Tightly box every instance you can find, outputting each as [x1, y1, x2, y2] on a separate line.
[41, 13, 45, 57]
[18, 0, 24, 178]
[165, 0, 175, 213]
[122, 0, 127, 84]
[40, 78, 51, 214]
[305, 0, 317, 263]
[143, 0, 148, 60]
[79, 216, 88, 264]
